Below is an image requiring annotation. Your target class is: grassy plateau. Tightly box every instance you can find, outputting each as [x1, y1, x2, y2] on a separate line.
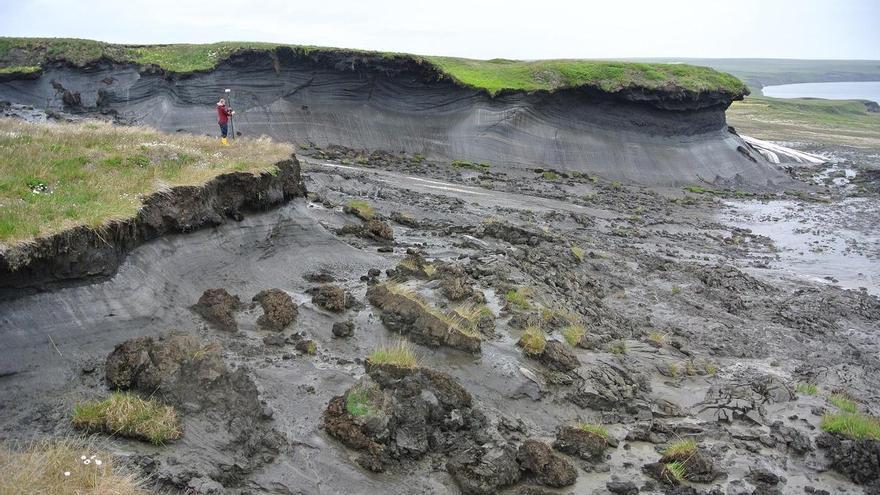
[0, 118, 292, 244]
[727, 95, 880, 148]
[0, 37, 748, 97]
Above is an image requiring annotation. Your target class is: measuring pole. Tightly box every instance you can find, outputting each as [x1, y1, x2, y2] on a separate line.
[224, 88, 234, 140]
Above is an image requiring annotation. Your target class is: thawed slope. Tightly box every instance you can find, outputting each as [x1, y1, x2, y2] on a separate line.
[0, 41, 787, 186]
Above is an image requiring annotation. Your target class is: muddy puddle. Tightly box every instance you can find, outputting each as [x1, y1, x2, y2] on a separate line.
[720, 197, 879, 294]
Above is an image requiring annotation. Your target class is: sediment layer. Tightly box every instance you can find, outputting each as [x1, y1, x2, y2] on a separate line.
[0, 158, 305, 295]
[0, 48, 786, 186]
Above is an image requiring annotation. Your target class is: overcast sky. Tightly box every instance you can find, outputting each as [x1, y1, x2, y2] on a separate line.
[2, 0, 878, 60]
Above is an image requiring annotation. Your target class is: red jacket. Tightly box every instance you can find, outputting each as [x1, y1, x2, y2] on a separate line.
[217, 104, 232, 124]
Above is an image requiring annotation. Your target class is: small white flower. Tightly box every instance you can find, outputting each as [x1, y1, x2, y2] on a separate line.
[95, 459, 102, 466]
[83, 459, 91, 465]
[63, 471, 71, 476]
[80, 455, 86, 460]
[90, 455, 96, 459]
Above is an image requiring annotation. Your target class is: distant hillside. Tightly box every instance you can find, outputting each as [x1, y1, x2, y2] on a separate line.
[630, 58, 880, 90]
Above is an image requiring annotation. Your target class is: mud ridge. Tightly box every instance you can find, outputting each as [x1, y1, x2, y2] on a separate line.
[0, 157, 305, 296]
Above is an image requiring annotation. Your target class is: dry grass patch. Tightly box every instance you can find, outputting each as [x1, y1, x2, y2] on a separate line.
[383, 281, 480, 339]
[72, 392, 182, 445]
[577, 423, 609, 439]
[517, 326, 546, 355]
[346, 199, 375, 219]
[663, 439, 697, 458]
[562, 324, 586, 347]
[0, 437, 148, 495]
[504, 287, 533, 310]
[368, 340, 419, 368]
[0, 118, 292, 244]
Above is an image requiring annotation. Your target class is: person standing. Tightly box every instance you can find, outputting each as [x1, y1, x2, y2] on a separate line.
[217, 98, 235, 146]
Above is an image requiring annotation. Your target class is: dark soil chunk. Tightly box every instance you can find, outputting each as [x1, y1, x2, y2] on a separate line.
[817, 432, 880, 488]
[309, 284, 356, 312]
[553, 425, 610, 460]
[253, 288, 297, 331]
[192, 288, 243, 332]
[332, 320, 355, 338]
[517, 439, 577, 488]
[537, 340, 580, 372]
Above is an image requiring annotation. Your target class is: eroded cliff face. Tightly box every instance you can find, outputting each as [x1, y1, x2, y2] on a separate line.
[0, 48, 780, 185]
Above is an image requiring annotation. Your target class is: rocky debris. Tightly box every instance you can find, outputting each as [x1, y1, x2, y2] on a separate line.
[516, 439, 577, 487]
[366, 283, 481, 352]
[253, 289, 297, 331]
[479, 221, 549, 246]
[537, 340, 580, 372]
[323, 361, 488, 476]
[767, 421, 812, 454]
[192, 288, 244, 332]
[747, 467, 783, 494]
[389, 252, 434, 279]
[440, 275, 474, 301]
[339, 218, 394, 242]
[303, 271, 335, 283]
[308, 284, 357, 312]
[553, 425, 612, 460]
[295, 339, 317, 354]
[816, 433, 880, 488]
[447, 444, 522, 495]
[567, 361, 646, 411]
[774, 287, 880, 335]
[332, 320, 355, 338]
[391, 211, 421, 227]
[606, 479, 639, 494]
[104, 331, 283, 488]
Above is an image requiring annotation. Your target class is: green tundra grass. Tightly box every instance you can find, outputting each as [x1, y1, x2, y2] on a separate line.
[0, 37, 747, 96]
[0, 118, 292, 244]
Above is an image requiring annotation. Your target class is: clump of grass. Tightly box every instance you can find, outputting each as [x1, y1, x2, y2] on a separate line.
[505, 287, 533, 310]
[517, 326, 546, 355]
[542, 171, 559, 180]
[829, 394, 858, 413]
[663, 461, 687, 484]
[0, 118, 292, 244]
[685, 361, 697, 376]
[671, 285, 682, 295]
[611, 181, 622, 189]
[562, 324, 586, 347]
[346, 199, 375, 220]
[647, 331, 666, 345]
[345, 383, 379, 417]
[423, 264, 437, 278]
[663, 439, 697, 458]
[570, 246, 585, 262]
[382, 282, 480, 339]
[703, 361, 718, 376]
[796, 383, 818, 396]
[609, 340, 627, 355]
[455, 303, 494, 323]
[821, 412, 880, 440]
[667, 363, 679, 377]
[0, 65, 41, 74]
[368, 340, 419, 369]
[0, 438, 148, 495]
[72, 392, 182, 445]
[577, 423, 609, 440]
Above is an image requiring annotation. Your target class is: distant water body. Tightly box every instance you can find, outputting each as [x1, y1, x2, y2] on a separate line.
[762, 81, 880, 104]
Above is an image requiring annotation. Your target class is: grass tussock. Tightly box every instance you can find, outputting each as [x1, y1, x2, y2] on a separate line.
[664, 439, 698, 458]
[0, 438, 148, 495]
[454, 303, 493, 323]
[570, 246, 585, 262]
[663, 461, 687, 484]
[562, 324, 586, 347]
[383, 281, 480, 339]
[796, 383, 818, 396]
[648, 331, 666, 345]
[72, 392, 182, 445]
[345, 382, 380, 417]
[368, 340, 419, 369]
[346, 199, 375, 219]
[609, 340, 627, 355]
[517, 326, 546, 355]
[829, 394, 858, 413]
[0, 118, 292, 244]
[577, 423, 609, 439]
[505, 287, 533, 310]
[821, 412, 880, 440]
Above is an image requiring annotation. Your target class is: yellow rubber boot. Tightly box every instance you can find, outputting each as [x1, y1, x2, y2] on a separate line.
[221, 137, 228, 146]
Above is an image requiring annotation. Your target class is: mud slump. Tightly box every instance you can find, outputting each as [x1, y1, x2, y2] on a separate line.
[1, 143, 879, 494]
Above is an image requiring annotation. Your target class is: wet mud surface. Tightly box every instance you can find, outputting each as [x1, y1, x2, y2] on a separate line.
[0, 143, 878, 494]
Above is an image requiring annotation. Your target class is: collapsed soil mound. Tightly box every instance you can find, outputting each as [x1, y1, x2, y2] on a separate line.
[105, 331, 284, 491]
[192, 288, 244, 332]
